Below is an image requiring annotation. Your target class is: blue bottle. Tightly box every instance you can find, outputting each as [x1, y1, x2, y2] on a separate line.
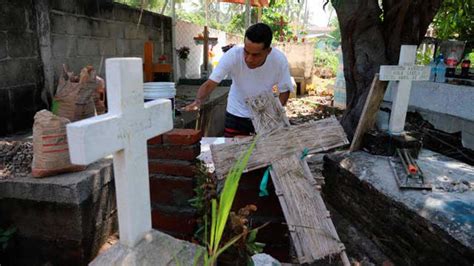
[435, 54, 446, 83]
[428, 58, 437, 82]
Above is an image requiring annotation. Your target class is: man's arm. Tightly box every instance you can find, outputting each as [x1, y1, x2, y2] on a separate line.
[183, 79, 219, 111]
[279, 91, 290, 106]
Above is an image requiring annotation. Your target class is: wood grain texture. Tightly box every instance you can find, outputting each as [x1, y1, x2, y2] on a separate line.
[245, 92, 290, 136]
[210, 117, 349, 179]
[271, 154, 345, 263]
[350, 74, 388, 152]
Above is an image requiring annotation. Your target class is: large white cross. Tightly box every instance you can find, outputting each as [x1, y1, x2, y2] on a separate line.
[380, 45, 430, 134]
[66, 58, 173, 247]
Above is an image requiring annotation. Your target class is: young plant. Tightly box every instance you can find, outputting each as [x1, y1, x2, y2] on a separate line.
[0, 227, 16, 251]
[206, 138, 258, 265]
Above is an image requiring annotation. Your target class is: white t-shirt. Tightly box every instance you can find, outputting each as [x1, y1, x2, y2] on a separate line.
[209, 46, 293, 118]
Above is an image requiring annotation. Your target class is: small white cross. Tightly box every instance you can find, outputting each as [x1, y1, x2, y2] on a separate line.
[66, 58, 173, 247]
[380, 45, 430, 134]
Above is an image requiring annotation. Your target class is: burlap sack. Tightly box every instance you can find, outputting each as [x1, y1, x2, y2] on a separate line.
[31, 110, 85, 178]
[54, 65, 97, 122]
[94, 75, 106, 115]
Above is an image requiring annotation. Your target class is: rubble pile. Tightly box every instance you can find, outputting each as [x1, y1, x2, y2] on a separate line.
[0, 141, 33, 179]
[286, 95, 344, 125]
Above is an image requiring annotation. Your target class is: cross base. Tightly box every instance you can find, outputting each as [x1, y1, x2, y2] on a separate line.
[362, 130, 422, 157]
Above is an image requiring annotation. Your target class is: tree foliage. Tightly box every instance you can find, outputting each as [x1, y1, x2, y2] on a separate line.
[432, 0, 473, 54]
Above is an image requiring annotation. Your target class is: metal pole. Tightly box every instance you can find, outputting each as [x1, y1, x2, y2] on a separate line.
[171, 0, 178, 82]
[245, 0, 251, 28]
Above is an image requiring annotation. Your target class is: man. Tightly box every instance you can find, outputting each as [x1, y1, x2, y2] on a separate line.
[184, 23, 293, 137]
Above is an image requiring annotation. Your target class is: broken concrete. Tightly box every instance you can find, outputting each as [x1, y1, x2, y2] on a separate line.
[90, 230, 204, 266]
[323, 149, 473, 265]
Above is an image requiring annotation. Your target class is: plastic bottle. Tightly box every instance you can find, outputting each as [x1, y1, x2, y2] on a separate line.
[435, 54, 446, 83]
[428, 58, 437, 82]
[445, 49, 458, 77]
[461, 56, 471, 78]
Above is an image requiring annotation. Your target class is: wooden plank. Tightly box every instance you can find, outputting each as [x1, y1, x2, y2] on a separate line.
[152, 63, 172, 73]
[271, 154, 345, 263]
[210, 117, 349, 179]
[143, 41, 154, 82]
[245, 92, 290, 136]
[349, 74, 388, 152]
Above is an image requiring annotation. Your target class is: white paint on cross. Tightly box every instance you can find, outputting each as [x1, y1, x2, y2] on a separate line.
[380, 45, 430, 134]
[66, 58, 173, 247]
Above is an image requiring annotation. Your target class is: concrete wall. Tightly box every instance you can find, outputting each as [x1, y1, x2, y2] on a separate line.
[0, 0, 173, 137]
[0, 0, 45, 136]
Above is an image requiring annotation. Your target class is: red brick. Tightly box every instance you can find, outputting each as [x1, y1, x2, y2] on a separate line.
[148, 135, 163, 145]
[151, 208, 196, 236]
[147, 143, 200, 161]
[149, 175, 194, 206]
[162, 129, 202, 145]
[149, 159, 196, 177]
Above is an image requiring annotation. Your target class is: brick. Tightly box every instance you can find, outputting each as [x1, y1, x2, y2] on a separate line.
[99, 39, 116, 56]
[91, 20, 109, 38]
[163, 129, 202, 145]
[77, 37, 100, 56]
[52, 35, 77, 58]
[108, 22, 124, 39]
[7, 32, 38, 58]
[0, 4, 26, 31]
[149, 175, 194, 206]
[148, 135, 163, 145]
[148, 143, 200, 161]
[151, 207, 196, 237]
[0, 32, 7, 59]
[149, 159, 196, 177]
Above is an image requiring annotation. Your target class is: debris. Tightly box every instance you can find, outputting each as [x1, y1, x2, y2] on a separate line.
[0, 141, 33, 179]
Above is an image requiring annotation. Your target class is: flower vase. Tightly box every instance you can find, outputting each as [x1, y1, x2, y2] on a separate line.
[179, 59, 187, 79]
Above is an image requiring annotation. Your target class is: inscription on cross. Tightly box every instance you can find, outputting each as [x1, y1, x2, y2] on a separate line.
[380, 45, 430, 135]
[66, 58, 173, 247]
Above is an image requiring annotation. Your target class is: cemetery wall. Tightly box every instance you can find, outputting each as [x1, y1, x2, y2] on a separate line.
[0, 0, 45, 136]
[0, 0, 173, 137]
[48, 0, 172, 82]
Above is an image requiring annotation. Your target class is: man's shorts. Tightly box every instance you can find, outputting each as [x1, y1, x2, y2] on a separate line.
[224, 112, 255, 137]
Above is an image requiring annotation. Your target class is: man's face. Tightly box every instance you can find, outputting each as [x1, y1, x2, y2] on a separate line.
[243, 38, 271, 69]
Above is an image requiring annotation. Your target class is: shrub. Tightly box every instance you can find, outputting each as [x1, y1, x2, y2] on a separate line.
[314, 48, 339, 74]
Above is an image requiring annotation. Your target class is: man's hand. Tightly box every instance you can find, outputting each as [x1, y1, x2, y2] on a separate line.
[183, 99, 202, 111]
[182, 79, 219, 112]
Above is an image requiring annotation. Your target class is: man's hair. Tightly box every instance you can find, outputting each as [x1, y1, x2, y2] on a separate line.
[244, 23, 273, 49]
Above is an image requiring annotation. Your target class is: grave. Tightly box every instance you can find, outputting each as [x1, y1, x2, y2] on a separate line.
[67, 58, 203, 264]
[210, 93, 350, 264]
[323, 45, 474, 264]
[323, 150, 473, 265]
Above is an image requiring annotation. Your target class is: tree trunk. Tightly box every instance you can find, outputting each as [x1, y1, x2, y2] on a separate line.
[333, 0, 442, 140]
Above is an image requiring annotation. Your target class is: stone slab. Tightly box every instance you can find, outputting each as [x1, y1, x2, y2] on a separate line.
[323, 149, 473, 265]
[0, 157, 113, 204]
[91, 230, 204, 266]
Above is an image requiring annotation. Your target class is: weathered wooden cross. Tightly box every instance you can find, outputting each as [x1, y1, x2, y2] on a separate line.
[211, 93, 350, 265]
[380, 45, 430, 135]
[66, 58, 173, 247]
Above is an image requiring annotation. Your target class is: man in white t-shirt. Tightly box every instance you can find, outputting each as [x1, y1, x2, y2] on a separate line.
[184, 23, 293, 137]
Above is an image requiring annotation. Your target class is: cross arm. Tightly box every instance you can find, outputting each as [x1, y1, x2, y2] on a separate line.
[67, 114, 123, 165]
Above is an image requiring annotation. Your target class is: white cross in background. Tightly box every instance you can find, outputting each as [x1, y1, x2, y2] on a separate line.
[380, 45, 431, 135]
[66, 58, 173, 247]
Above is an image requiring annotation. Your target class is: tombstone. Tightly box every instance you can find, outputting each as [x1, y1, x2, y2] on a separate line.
[66, 58, 173, 247]
[379, 45, 430, 135]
